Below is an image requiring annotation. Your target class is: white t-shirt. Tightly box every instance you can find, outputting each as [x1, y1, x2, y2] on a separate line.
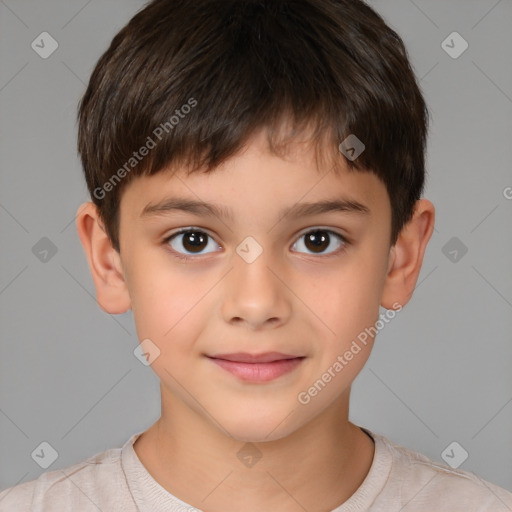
[1, 427, 511, 511]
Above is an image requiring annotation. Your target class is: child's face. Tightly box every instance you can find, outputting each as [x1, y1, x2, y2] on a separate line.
[117, 129, 394, 442]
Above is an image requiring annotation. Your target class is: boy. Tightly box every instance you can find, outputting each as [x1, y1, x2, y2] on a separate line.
[1, 0, 511, 510]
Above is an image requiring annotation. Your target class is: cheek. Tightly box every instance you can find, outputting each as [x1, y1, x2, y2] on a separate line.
[128, 259, 207, 353]
[303, 245, 388, 353]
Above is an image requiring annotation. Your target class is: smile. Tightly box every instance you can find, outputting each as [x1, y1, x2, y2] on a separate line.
[206, 355, 305, 382]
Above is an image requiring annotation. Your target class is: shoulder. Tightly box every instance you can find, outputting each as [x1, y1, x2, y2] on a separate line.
[372, 433, 512, 511]
[0, 444, 134, 512]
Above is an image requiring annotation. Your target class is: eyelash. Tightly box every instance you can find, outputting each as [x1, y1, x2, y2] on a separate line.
[162, 227, 350, 262]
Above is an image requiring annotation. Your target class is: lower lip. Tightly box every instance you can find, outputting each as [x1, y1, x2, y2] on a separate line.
[208, 357, 304, 382]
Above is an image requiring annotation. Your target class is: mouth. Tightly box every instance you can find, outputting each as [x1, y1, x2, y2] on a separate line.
[207, 352, 303, 363]
[206, 352, 305, 382]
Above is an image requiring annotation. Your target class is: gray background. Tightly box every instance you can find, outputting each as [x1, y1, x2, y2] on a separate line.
[1, 0, 511, 496]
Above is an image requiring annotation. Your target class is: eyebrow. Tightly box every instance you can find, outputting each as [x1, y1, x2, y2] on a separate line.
[140, 196, 371, 221]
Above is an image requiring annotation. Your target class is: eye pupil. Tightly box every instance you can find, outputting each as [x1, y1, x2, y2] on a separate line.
[183, 231, 207, 252]
[305, 230, 329, 253]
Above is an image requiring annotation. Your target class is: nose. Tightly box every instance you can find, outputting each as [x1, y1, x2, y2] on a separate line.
[221, 247, 292, 330]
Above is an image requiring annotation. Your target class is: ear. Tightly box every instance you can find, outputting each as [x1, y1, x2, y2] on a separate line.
[380, 199, 435, 309]
[75, 202, 131, 314]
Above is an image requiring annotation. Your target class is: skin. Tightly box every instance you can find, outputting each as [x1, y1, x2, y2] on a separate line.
[76, 128, 435, 512]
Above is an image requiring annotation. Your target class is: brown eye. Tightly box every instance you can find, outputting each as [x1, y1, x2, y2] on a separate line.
[166, 229, 219, 257]
[305, 231, 330, 253]
[293, 229, 347, 256]
[181, 231, 208, 253]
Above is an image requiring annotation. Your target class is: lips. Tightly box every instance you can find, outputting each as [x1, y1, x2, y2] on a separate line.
[207, 352, 302, 363]
[207, 353, 305, 382]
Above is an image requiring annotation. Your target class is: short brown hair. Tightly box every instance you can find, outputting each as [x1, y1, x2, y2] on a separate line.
[77, 0, 430, 253]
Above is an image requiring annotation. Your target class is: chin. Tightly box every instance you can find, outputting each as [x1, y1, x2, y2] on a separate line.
[217, 407, 302, 444]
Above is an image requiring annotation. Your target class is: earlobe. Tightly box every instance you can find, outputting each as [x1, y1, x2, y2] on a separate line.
[75, 202, 131, 314]
[380, 199, 435, 310]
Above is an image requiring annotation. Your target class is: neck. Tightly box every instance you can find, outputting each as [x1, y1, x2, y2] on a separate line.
[133, 387, 375, 512]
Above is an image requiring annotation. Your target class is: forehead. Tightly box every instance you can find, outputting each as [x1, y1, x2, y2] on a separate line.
[119, 130, 390, 226]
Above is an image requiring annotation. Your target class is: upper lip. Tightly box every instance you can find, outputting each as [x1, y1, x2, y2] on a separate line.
[207, 352, 303, 363]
